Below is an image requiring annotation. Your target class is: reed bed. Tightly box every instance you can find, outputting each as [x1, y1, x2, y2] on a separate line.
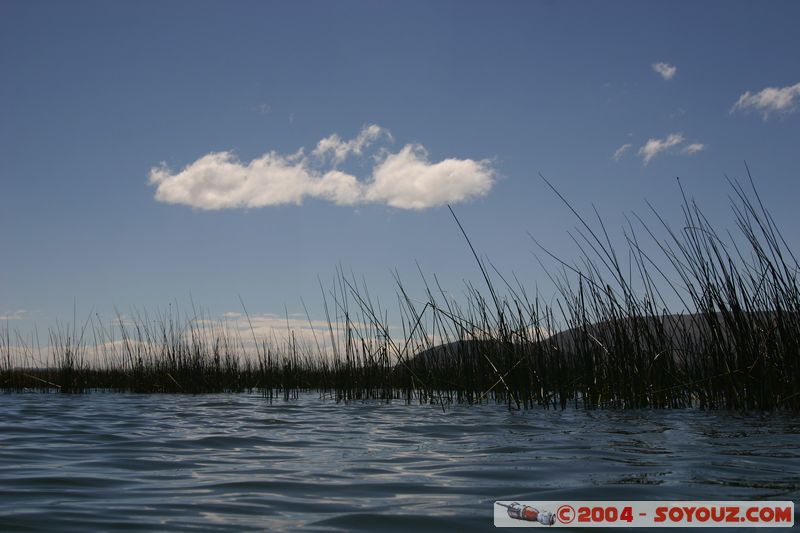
[2, 172, 799, 409]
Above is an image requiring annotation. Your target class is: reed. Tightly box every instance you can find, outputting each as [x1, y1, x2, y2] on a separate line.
[2, 172, 798, 409]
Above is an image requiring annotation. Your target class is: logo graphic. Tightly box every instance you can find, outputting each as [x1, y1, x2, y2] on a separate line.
[496, 502, 556, 526]
[494, 501, 794, 528]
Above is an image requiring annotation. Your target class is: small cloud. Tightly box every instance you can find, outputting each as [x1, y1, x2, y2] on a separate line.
[637, 133, 685, 165]
[312, 124, 392, 165]
[613, 143, 632, 161]
[731, 82, 800, 119]
[0, 310, 27, 321]
[256, 103, 271, 115]
[682, 143, 705, 155]
[149, 125, 495, 210]
[652, 62, 677, 80]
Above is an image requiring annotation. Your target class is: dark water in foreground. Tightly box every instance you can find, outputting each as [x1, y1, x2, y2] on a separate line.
[0, 394, 798, 531]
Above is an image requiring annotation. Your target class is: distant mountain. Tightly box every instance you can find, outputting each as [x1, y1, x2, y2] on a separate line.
[407, 311, 797, 366]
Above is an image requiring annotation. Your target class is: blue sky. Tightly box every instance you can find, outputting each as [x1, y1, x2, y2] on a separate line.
[2, 0, 799, 336]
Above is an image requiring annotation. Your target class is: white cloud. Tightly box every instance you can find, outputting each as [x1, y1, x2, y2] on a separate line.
[314, 170, 364, 205]
[150, 125, 495, 210]
[312, 124, 391, 164]
[652, 62, 677, 80]
[24, 312, 362, 366]
[681, 143, 705, 155]
[149, 150, 323, 209]
[731, 82, 800, 119]
[613, 143, 632, 161]
[637, 133, 685, 165]
[221, 312, 344, 353]
[365, 144, 494, 210]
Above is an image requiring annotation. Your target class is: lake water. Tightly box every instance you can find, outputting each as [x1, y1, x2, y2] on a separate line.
[0, 393, 798, 531]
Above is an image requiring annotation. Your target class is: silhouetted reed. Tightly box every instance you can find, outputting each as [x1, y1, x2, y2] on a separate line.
[2, 171, 798, 409]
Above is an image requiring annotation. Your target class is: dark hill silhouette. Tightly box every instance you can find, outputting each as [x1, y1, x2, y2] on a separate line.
[408, 310, 799, 368]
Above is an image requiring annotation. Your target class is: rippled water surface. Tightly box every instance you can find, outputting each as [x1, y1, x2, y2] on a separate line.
[1, 393, 798, 531]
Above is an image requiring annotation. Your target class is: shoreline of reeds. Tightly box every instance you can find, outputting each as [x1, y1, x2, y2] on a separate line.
[3, 171, 799, 410]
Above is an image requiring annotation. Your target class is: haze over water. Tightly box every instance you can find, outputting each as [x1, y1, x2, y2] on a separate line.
[1, 393, 798, 531]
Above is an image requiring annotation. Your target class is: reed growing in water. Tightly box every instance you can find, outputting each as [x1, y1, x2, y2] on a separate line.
[2, 171, 799, 409]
